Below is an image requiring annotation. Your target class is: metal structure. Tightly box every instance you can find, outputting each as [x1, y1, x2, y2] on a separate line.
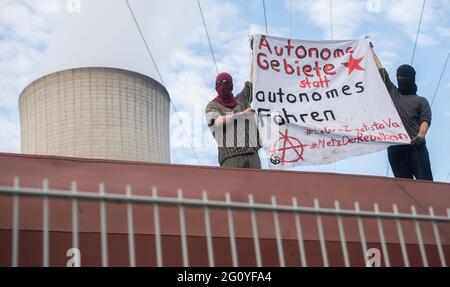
[19, 67, 170, 163]
[1, 177, 449, 267]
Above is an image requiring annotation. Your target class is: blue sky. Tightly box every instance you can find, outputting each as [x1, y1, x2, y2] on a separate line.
[1, 0, 449, 181]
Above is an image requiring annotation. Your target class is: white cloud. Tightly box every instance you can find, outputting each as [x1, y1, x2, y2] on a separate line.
[0, 0, 255, 165]
[437, 27, 450, 39]
[0, 0, 60, 45]
[385, 0, 450, 46]
[0, 0, 61, 109]
[0, 0, 61, 153]
[291, 0, 368, 40]
[0, 40, 43, 108]
[364, 30, 402, 69]
[289, 0, 450, 60]
[289, 0, 404, 71]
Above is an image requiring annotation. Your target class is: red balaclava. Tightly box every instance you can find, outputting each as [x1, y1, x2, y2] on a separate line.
[214, 72, 237, 109]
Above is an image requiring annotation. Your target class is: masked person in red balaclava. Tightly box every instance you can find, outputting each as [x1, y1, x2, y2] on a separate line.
[371, 44, 433, 181]
[205, 72, 262, 168]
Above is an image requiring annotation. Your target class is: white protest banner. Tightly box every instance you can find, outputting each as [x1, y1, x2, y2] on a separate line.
[251, 34, 410, 168]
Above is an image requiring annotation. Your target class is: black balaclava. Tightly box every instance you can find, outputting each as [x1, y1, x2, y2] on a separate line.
[396, 64, 417, 95]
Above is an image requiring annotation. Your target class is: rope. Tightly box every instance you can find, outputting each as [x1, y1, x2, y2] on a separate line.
[431, 51, 450, 106]
[330, 0, 333, 40]
[289, 0, 293, 38]
[262, 0, 268, 35]
[411, 0, 426, 65]
[125, 0, 201, 165]
[197, 0, 219, 74]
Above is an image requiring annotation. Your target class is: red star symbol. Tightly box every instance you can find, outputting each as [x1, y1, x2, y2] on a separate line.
[341, 54, 365, 75]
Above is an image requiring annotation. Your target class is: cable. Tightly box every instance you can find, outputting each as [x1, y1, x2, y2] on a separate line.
[431, 51, 450, 106]
[125, 0, 201, 165]
[329, 0, 333, 40]
[445, 171, 450, 182]
[125, 0, 165, 86]
[197, 0, 219, 74]
[329, 0, 336, 173]
[262, 0, 268, 35]
[289, 0, 292, 38]
[411, 0, 426, 65]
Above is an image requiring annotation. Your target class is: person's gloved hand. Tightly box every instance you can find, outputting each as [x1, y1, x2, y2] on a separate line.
[410, 134, 425, 146]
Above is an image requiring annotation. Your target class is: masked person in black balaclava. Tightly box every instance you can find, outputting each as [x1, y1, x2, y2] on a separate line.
[371, 44, 433, 181]
[397, 65, 418, 94]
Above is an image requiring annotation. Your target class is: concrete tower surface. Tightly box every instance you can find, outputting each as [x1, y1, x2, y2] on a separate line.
[19, 67, 170, 163]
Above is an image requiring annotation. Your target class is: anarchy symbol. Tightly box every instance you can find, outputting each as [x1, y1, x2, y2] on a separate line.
[270, 129, 306, 164]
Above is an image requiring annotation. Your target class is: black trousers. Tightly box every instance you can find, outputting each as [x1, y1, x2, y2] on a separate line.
[387, 143, 433, 181]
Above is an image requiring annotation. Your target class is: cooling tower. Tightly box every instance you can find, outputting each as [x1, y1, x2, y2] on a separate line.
[19, 67, 170, 163]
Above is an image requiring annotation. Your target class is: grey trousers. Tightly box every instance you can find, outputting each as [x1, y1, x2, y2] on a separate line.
[221, 153, 261, 169]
